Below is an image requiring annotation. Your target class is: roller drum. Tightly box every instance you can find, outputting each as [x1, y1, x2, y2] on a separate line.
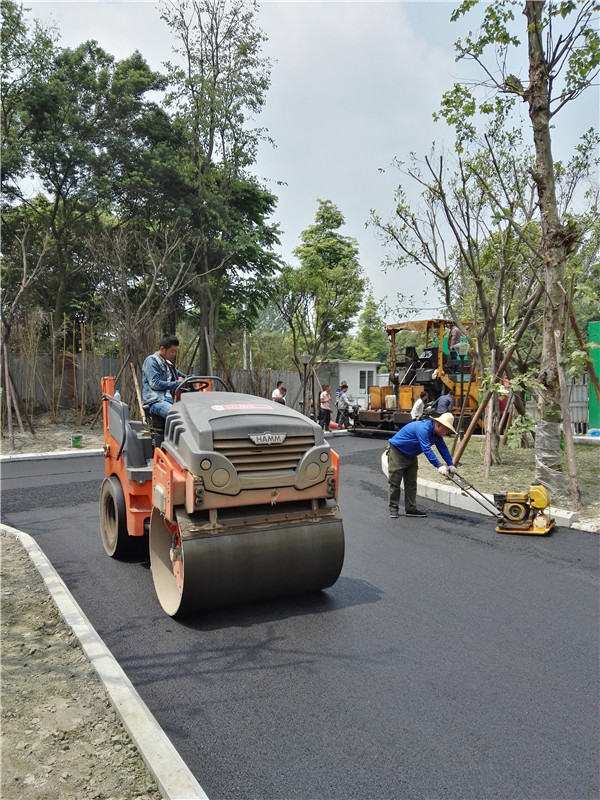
[150, 508, 344, 617]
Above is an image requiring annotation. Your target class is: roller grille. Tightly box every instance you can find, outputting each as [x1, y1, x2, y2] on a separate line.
[213, 434, 314, 473]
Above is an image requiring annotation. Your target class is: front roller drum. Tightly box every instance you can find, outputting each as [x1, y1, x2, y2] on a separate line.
[149, 508, 345, 617]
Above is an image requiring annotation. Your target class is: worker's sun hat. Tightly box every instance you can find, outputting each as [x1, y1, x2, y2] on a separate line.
[436, 412, 457, 434]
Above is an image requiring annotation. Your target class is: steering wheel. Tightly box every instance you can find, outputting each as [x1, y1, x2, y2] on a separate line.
[175, 376, 211, 400]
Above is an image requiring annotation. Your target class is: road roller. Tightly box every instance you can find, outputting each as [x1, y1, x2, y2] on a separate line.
[99, 376, 344, 616]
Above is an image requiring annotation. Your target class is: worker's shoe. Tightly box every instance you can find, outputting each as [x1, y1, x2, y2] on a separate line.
[406, 509, 427, 517]
[389, 509, 399, 519]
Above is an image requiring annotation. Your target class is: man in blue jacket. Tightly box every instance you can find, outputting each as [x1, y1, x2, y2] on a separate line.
[387, 412, 457, 518]
[142, 335, 187, 419]
[433, 390, 454, 414]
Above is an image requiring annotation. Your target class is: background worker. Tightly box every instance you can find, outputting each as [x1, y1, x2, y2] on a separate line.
[434, 390, 454, 414]
[335, 381, 349, 423]
[411, 390, 429, 420]
[271, 380, 284, 401]
[448, 324, 461, 351]
[335, 383, 352, 427]
[319, 384, 332, 430]
[387, 412, 457, 518]
[273, 386, 287, 405]
[141, 334, 186, 419]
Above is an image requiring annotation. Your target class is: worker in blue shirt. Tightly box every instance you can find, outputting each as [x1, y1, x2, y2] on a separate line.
[387, 412, 457, 518]
[433, 390, 454, 414]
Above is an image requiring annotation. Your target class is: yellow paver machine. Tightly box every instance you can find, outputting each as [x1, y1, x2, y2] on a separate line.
[353, 319, 481, 435]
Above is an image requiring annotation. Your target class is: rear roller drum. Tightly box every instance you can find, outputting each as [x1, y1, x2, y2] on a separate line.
[99, 476, 130, 558]
[149, 508, 345, 617]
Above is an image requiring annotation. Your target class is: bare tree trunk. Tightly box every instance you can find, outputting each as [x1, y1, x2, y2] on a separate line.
[483, 350, 498, 476]
[3, 347, 15, 449]
[554, 330, 581, 508]
[454, 283, 544, 465]
[525, 1, 572, 496]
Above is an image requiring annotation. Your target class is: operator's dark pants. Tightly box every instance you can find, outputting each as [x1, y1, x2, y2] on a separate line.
[387, 445, 419, 514]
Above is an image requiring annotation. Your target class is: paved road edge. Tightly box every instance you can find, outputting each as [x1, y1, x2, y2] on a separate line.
[0, 522, 209, 800]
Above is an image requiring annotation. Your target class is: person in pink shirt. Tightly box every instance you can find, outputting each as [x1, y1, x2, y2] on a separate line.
[319, 384, 332, 431]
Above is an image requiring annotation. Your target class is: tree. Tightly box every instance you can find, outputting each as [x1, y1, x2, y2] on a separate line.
[433, 0, 599, 499]
[273, 199, 365, 386]
[348, 293, 389, 364]
[371, 127, 549, 463]
[84, 225, 200, 371]
[160, 0, 280, 373]
[3, 37, 168, 341]
[1, 0, 56, 198]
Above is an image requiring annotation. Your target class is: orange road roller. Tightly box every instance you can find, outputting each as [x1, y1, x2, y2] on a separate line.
[99, 376, 344, 616]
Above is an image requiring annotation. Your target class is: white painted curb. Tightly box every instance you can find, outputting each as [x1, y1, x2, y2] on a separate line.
[0, 448, 104, 462]
[0, 523, 209, 800]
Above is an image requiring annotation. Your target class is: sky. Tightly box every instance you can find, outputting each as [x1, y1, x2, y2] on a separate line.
[25, 0, 599, 320]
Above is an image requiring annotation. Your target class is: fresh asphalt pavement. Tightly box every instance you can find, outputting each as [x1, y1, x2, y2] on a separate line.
[1, 436, 598, 800]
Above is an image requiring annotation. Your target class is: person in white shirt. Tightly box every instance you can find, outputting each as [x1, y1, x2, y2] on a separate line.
[273, 386, 287, 405]
[410, 390, 429, 420]
[271, 380, 284, 401]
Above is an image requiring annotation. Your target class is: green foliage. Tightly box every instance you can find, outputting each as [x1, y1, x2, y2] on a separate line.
[1, 0, 56, 194]
[439, 0, 600, 153]
[273, 200, 365, 367]
[161, 0, 271, 170]
[159, 0, 279, 372]
[347, 294, 389, 363]
[1, 0, 281, 372]
[481, 370, 543, 398]
[505, 412, 536, 449]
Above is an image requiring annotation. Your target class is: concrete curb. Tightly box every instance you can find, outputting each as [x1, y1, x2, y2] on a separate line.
[0, 523, 208, 800]
[0, 448, 104, 463]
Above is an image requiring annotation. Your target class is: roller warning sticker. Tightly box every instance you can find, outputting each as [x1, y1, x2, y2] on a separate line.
[211, 403, 273, 411]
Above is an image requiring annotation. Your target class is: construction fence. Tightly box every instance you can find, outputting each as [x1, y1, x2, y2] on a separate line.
[4, 354, 592, 431]
[4, 354, 305, 419]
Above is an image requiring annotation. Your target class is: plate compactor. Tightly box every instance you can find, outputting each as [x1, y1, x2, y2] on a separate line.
[448, 472, 556, 535]
[99, 376, 344, 616]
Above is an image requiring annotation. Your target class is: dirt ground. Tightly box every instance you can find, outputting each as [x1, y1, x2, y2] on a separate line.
[0, 534, 163, 800]
[0, 412, 106, 455]
[1, 413, 164, 799]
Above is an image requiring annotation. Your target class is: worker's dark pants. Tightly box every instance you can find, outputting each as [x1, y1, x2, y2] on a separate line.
[387, 446, 418, 513]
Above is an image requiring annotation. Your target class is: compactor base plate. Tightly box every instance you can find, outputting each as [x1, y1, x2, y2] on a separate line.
[496, 520, 556, 535]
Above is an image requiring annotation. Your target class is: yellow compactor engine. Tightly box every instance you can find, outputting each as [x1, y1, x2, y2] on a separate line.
[493, 485, 555, 534]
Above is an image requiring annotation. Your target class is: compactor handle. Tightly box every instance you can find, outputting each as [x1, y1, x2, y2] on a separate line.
[446, 471, 502, 519]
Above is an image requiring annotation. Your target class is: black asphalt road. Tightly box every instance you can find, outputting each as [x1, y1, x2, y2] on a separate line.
[2, 437, 598, 800]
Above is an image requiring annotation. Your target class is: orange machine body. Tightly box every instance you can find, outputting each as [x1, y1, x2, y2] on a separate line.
[101, 375, 341, 537]
[101, 376, 152, 537]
